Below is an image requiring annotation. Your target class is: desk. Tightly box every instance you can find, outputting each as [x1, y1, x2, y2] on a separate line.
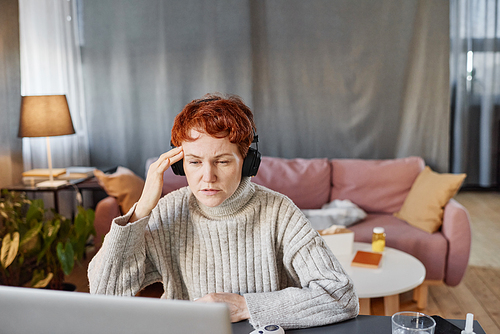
[231, 315, 486, 334]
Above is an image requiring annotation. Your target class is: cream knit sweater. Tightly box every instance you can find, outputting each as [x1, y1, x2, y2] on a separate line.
[88, 177, 358, 329]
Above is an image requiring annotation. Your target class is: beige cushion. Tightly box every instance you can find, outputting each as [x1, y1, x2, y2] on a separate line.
[394, 166, 466, 233]
[94, 166, 145, 214]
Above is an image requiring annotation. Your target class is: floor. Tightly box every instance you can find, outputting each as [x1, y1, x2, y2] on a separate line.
[456, 191, 500, 268]
[66, 190, 500, 332]
[368, 191, 500, 334]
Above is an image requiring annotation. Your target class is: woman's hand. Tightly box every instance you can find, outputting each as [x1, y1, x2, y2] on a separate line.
[129, 147, 184, 222]
[195, 292, 250, 323]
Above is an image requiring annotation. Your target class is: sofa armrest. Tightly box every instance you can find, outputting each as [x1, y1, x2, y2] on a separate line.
[441, 198, 472, 286]
[94, 196, 122, 249]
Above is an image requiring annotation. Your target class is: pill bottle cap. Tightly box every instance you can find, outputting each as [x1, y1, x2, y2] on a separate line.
[373, 227, 385, 234]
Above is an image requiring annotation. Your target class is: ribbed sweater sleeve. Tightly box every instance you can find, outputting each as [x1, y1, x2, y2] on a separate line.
[88, 187, 192, 297]
[243, 213, 359, 329]
[88, 203, 155, 296]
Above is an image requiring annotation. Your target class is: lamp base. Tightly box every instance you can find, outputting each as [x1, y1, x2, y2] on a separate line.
[35, 180, 68, 188]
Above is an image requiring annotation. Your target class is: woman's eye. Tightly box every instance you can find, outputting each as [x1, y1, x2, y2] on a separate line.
[218, 160, 230, 165]
[189, 161, 200, 165]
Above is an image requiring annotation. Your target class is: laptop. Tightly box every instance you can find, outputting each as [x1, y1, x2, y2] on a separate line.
[0, 285, 232, 334]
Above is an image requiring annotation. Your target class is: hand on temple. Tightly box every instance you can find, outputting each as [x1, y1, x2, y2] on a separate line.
[130, 146, 184, 222]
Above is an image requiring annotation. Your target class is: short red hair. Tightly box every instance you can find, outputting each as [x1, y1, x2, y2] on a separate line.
[171, 93, 256, 157]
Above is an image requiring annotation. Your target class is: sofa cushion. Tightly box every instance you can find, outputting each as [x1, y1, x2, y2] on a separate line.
[330, 157, 425, 213]
[251, 156, 331, 209]
[349, 213, 447, 281]
[394, 166, 466, 233]
[94, 166, 145, 214]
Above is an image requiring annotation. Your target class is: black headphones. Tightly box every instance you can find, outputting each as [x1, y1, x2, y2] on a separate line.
[170, 134, 261, 177]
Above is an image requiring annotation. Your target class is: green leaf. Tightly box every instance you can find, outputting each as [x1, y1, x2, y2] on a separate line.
[72, 235, 87, 260]
[44, 218, 61, 239]
[86, 208, 95, 224]
[86, 209, 96, 236]
[26, 269, 54, 288]
[32, 272, 53, 288]
[74, 213, 86, 237]
[20, 222, 43, 248]
[25, 199, 43, 224]
[38, 219, 61, 263]
[56, 241, 74, 276]
[1, 232, 20, 269]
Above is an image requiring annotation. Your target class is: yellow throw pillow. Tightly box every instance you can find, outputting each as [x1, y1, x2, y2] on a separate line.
[94, 167, 145, 214]
[394, 166, 466, 233]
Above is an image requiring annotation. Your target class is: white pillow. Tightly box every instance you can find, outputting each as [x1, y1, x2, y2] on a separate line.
[302, 199, 367, 230]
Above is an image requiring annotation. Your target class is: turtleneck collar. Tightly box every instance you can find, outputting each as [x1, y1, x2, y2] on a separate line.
[192, 177, 255, 218]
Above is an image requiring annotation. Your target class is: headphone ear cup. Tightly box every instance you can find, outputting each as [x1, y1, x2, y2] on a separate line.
[242, 147, 261, 177]
[171, 159, 185, 176]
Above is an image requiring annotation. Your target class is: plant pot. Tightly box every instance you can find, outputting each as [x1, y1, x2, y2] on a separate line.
[43, 282, 76, 291]
[61, 282, 77, 291]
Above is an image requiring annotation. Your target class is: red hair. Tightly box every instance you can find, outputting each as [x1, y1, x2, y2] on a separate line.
[171, 93, 256, 157]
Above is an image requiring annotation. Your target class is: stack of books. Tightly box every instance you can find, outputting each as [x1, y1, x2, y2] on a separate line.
[22, 167, 96, 186]
[22, 168, 67, 186]
[58, 167, 96, 180]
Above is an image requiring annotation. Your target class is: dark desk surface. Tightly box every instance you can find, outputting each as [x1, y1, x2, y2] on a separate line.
[231, 315, 486, 334]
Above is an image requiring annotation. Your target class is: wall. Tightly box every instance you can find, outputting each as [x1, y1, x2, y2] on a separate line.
[81, 0, 450, 177]
[0, 0, 22, 188]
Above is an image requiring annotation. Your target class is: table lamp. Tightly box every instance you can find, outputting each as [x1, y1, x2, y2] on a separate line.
[18, 95, 76, 188]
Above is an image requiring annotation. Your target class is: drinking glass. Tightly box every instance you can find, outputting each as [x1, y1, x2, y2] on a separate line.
[392, 311, 436, 334]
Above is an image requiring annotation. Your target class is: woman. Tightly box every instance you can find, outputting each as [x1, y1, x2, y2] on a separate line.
[88, 93, 358, 330]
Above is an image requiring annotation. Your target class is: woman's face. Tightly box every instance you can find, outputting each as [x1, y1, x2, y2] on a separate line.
[182, 129, 244, 207]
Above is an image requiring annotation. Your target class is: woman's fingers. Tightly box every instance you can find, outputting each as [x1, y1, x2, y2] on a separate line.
[195, 293, 250, 323]
[157, 146, 183, 163]
[130, 146, 183, 222]
[168, 147, 184, 164]
[151, 147, 183, 174]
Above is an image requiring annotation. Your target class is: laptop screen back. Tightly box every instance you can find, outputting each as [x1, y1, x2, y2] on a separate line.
[0, 285, 231, 334]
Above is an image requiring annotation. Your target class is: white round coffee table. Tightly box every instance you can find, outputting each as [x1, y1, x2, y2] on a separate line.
[336, 242, 426, 316]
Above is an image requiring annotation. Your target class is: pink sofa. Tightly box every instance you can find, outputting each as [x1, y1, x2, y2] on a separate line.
[94, 156, 471, 290]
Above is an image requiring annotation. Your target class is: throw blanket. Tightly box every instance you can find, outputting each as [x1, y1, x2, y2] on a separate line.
[302, 199, 367, 230]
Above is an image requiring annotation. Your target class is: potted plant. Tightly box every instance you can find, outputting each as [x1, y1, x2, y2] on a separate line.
[0, 190, 95, 290]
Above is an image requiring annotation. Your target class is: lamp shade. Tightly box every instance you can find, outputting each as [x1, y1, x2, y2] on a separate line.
[18, 95, 76, 138]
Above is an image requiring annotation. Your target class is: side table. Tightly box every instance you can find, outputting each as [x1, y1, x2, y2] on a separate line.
[2, 167, 115, 214]
[3, 180, 82, 214]
[336, 242, 426, 316]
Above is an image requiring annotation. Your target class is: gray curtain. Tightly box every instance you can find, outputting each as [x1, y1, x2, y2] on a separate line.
[0, 0, 22, 188]
[450, 0, 500, 187]
[19, 0, 91, 173]
[82, 0, 450, 177]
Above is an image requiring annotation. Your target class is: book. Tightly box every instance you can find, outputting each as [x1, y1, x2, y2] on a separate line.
[22, 176, 49, 186]
[22, 167, 96, 185]
[57, 167, 96, 180]
[65, 167, 96, 175]
[351, 250, 383, 269]
[22, 168, 67, 178]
